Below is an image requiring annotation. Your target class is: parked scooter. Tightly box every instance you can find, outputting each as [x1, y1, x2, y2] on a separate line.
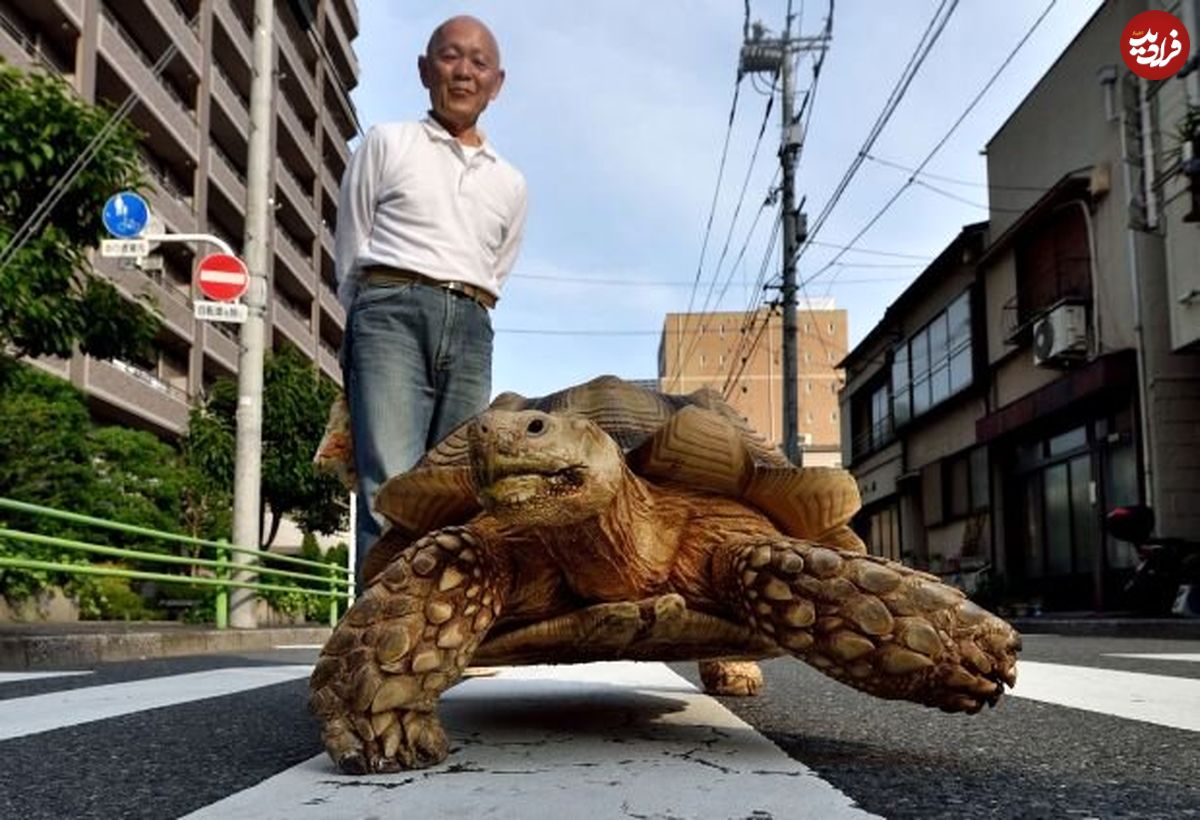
[1105, 505, 1200, 617]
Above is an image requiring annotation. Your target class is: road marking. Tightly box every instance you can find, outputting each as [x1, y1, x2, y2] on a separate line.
[272, 644, 325, 650]
[1012, 661, 1200, 732]
[184, 661, 881, 820]
[1103, 653, 1200, 663]
[0, 670, 93, 684]
[0, 665, 312, 741]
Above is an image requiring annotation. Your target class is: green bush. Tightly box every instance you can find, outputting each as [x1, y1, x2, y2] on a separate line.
[71, 570, 164, 621]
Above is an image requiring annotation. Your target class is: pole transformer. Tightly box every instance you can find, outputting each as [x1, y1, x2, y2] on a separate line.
[229, 0, 275, 628]
[739, 19, 828, 464]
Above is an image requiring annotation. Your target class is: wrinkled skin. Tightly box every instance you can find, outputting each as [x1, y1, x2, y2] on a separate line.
[311, 409, 1021, 774]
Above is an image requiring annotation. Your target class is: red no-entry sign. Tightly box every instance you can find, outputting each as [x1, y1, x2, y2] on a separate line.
[195, 253, 249, 302]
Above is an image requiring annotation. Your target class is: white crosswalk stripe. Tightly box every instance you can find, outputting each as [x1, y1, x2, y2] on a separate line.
[0, 665, 311, 741]
[183, 661, 881, 820]
[0, 670, 92, 684]
[1103, 652, 1200, 663]
[1011, 660, 1200, 732]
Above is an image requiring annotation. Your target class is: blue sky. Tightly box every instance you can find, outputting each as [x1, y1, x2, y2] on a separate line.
[348, 0, 1105, 398]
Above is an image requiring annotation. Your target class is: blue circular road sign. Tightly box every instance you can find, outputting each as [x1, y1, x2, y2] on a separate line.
[102, 191, 150, 238]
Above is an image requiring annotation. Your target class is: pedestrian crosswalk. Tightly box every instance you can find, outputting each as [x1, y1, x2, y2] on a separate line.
[0, 665, 311, 741]
[185, 662, 881, 820]
[1010, 661, 1200, 732]
[2, 652, 1198, 819]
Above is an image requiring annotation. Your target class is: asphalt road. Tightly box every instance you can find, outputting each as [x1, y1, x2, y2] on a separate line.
[0, 635, 1197, 819]
[671, 635, 1200, 820]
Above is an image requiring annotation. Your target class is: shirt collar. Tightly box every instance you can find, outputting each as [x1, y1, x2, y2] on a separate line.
[421, 115, 497, 160]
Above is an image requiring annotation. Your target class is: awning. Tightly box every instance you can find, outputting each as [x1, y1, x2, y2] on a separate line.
[975, 351, 1136, 443]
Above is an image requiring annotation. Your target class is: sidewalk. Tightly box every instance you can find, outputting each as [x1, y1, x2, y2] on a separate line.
[2, 613, 1199, 671]
[0, 621, 332, 669]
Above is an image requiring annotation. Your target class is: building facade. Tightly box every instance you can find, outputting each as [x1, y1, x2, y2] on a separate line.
[841, 0, 1200, 612]
[0, 0, 358, 438]
[659, 304, 848, 466]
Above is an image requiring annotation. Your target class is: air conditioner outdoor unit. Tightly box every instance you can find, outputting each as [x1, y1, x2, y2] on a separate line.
[1032, 303, 1088, 366]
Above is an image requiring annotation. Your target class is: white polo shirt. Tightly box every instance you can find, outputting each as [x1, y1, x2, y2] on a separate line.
[334, 117, 528, 311]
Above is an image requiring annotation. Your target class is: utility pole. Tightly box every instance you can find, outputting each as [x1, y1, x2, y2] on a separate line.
[229, 0, 275, 628]
[739, 15, 828, 464]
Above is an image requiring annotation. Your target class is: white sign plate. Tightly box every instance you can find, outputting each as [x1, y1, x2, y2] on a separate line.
[194, 301, 249, 323]
[101, 238, 150, 258]
[138, 255, 164, 272]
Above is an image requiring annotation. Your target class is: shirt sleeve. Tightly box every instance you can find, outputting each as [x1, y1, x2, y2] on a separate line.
[492, 174, 528, 290]
[334, 126, 384, 289]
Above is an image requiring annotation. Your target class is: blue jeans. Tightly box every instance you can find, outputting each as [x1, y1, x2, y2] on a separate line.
[343, 279, 493, 586]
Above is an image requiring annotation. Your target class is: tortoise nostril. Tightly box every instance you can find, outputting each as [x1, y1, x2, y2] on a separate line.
[478, 422, 490, 435]
[526, 418, 545, 436]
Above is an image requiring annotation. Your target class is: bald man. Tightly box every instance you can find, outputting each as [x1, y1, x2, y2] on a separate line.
[335, 16, 528, 587]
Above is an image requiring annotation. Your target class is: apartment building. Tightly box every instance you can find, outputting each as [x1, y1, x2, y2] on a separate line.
[0, 0, 359, 438]
[658, 304, 848, 466]
[840, 0, 1200, 612]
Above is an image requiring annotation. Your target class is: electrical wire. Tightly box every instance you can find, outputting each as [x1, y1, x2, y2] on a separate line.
[797, 0, 960, 266]
[803, 0, 1060, 301]
[0, 28, 193, 275]
[671, 99, 778, 387]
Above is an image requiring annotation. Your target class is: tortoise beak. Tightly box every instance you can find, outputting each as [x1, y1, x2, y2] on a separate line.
[468, 410, 577, 486]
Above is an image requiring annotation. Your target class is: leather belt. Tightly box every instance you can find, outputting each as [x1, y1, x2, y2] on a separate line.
[361, 266, 497, 310]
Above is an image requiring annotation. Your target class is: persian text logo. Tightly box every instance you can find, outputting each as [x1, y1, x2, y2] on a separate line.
[1121, 10, 1190, 81]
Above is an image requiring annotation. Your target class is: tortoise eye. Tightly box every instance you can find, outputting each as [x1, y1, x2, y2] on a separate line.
[526, 418, 545, 436]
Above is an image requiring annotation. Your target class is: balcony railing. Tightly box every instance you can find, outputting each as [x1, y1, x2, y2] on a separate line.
[276, 292, 312, 326]
[0, 9, 73, 76]
[210, 140, 247, 183]
[212, 60, 248, 121]
[276, 225, 311, 265]
[139, 148, 192, 203]
[851, 420, 895, 462]
[100, 8, 195, 121]
[110, 358, 189, 402]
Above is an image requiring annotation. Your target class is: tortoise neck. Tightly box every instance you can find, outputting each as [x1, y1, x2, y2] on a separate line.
[543, 466, 679, 601]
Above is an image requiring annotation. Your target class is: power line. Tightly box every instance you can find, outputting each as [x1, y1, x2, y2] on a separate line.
[804, 0, 1060, 299]
[508, 266, 912, 287]
[0, 25, 196, 275]
[807, 239, 931, 259]
[798, 0, 960, 264]
[670, 116, 777, 389]
[862, 152, 1049, 191]
[683, 50, 747, 325]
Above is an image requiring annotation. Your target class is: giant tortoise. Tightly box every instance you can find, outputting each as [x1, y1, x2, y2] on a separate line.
[310, 375, 1020, 774]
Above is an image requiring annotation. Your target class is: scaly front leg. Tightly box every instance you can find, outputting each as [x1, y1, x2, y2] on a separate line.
[712, 538, 1020, 712]
[309, 525, 510, 773]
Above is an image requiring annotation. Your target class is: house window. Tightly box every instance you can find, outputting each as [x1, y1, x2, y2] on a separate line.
[851, 380, 893, 460]
[890, 289, 973, 426]
[858, 502, 901, 562]
[1015, 204, 1091, 320]
[944, 446, 989, 520]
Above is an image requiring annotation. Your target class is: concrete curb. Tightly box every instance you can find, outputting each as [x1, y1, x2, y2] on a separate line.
[0, 624, 332, 669]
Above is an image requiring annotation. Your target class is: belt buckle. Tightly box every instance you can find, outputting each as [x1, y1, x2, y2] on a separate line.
[443, 281, 466, 293]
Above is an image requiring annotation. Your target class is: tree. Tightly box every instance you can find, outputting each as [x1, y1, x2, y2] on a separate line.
[183, 347, 348, 547]
[0, 363, 193, 600]
[0, 64, 158, 363]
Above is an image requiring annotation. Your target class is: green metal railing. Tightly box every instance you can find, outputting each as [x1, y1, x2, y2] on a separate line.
[0, 497, 353, 627]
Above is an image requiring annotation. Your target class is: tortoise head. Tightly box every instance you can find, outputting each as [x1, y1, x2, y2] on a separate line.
[468, 409, 626, 526]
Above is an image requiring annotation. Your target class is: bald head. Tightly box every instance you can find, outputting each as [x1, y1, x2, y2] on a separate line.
[426, 16, 502, 68]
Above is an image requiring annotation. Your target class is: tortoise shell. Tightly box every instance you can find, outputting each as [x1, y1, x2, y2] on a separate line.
[372, 375, 863, 561]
